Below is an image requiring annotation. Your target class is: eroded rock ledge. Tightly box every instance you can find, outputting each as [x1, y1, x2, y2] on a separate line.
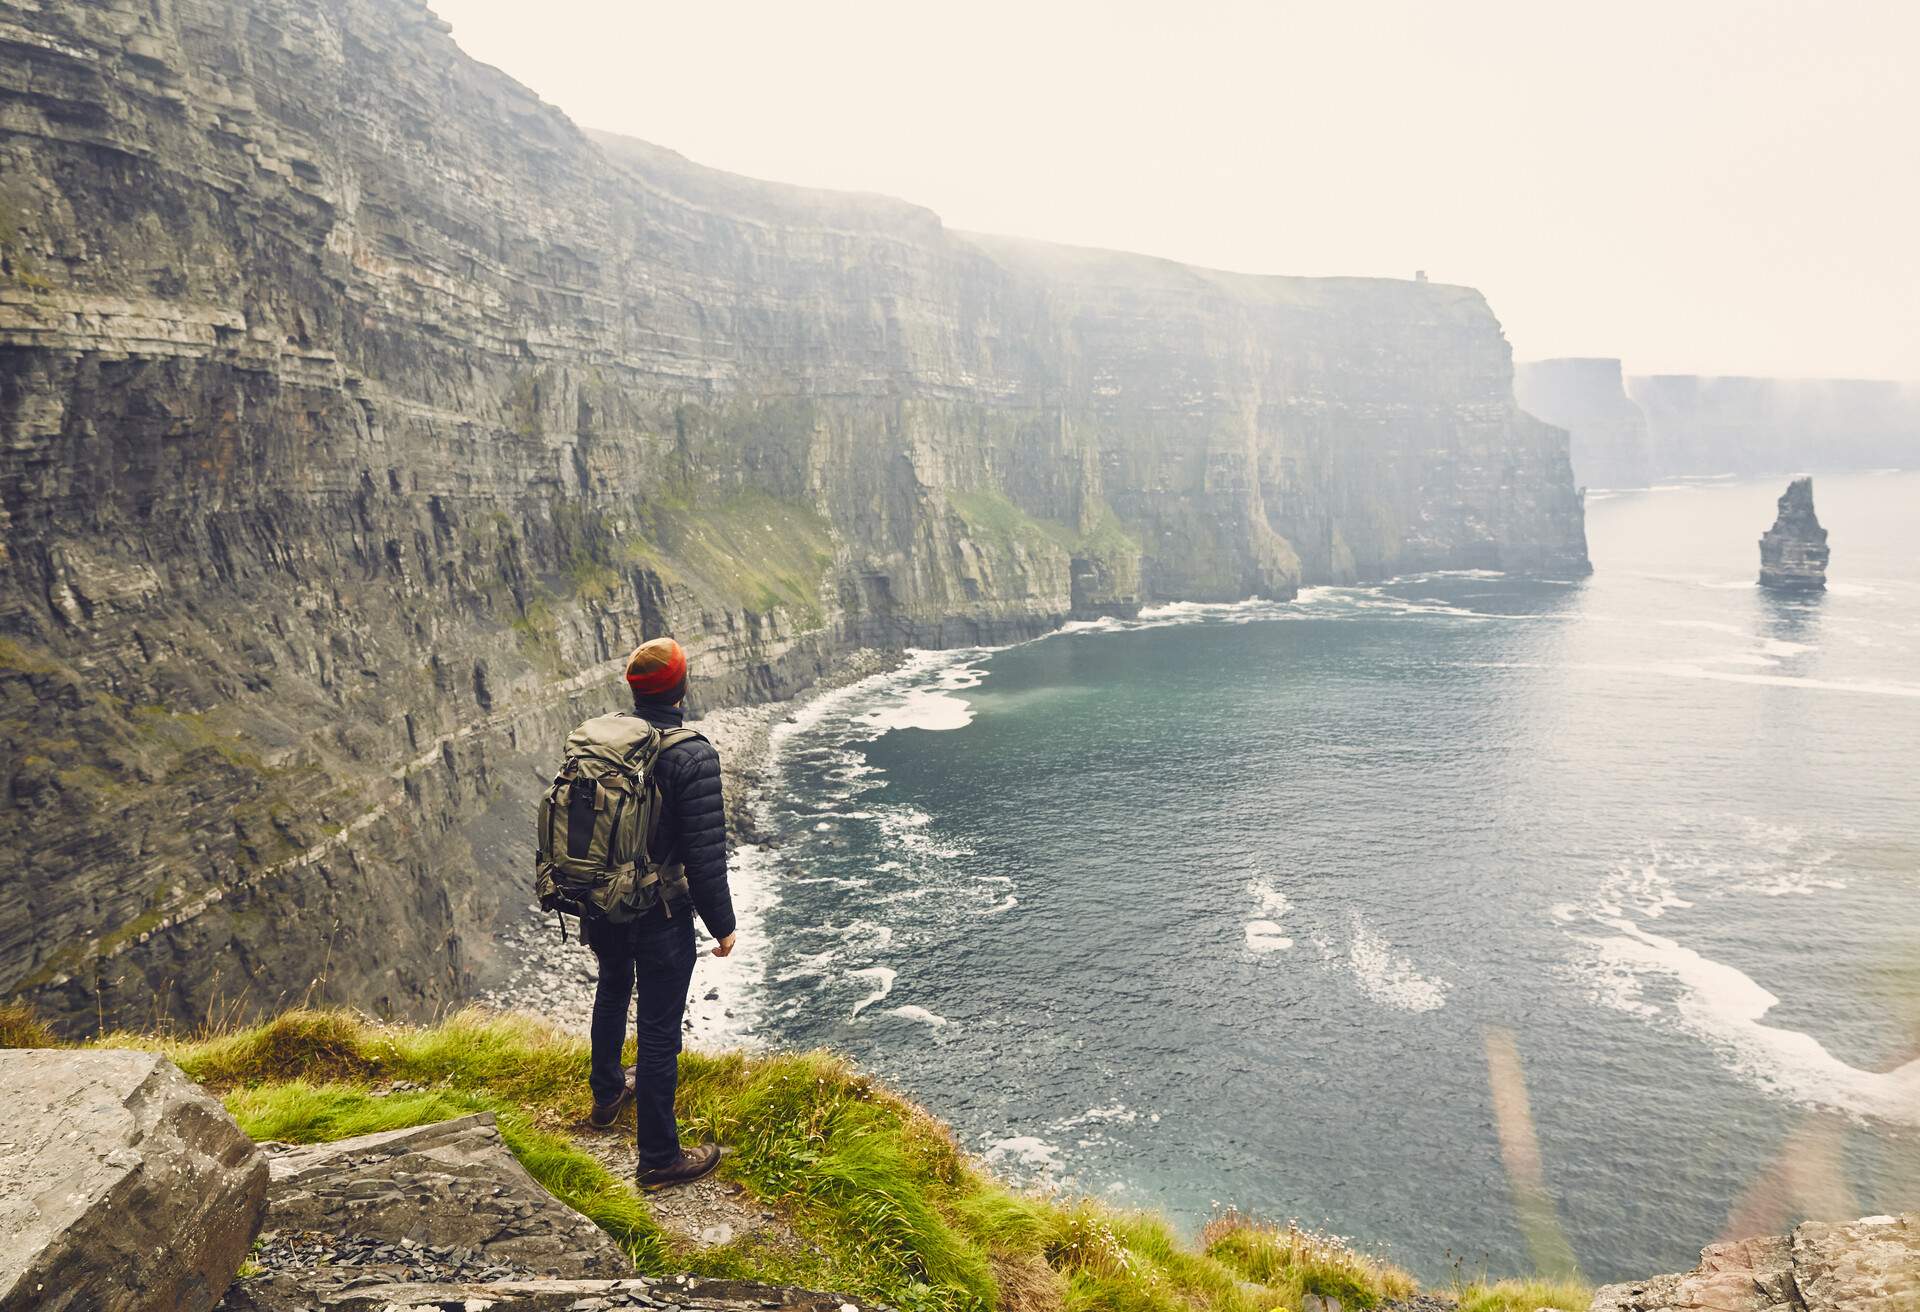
[1592, 1214, 1918, 1312]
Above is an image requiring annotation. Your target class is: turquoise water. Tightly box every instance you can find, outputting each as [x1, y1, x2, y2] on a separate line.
[752, 471, 1920, 1282]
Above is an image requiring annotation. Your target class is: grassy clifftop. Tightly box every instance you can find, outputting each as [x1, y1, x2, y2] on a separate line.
[0, 1005, 1585, 1312]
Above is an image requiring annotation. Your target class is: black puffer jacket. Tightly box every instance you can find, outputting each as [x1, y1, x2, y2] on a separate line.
[631, 703, 734, 940]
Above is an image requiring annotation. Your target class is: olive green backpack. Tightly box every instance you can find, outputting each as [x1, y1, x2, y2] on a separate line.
[534, 711, 703, 934]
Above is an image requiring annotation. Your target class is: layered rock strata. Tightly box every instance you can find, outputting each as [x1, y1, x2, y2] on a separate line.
[1758, 477, 1829, 591]
[0, 0, 1589, 1032]
[1516, 358, 1654, 489]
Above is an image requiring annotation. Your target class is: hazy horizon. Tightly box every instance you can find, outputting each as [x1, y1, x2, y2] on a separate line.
[428, 0, 1917, 383]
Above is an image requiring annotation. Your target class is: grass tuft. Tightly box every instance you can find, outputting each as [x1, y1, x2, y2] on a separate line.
[1450, 1277, 1592, 1312]
[0, 1001, 57, 1048]
[1202, 1211, 1417, 1310]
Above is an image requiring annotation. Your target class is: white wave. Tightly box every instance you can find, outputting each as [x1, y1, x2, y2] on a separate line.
[1730, 869, 1847, 897]
[1594, 853, 1696, 921]
[1585, 830, 1844, 917]
[1053, 616, 1128, 636]
[1249, 878, 1291, 915]
[1245, 877, 1294, 952]
[683, 841, 777, 1048]
[1589, 918, 1920, 1127]
[855, 661, 989, 733]
[1346, 913, 1449, 1012]
[1053, 1103, 1138, 1129]
[1394, 568, 1511, 581]
[1245, 920, 1293, 953]
[772, 946, 843, 984]
[771, 647, 1003, 755]
[979, 893, 1019, 915]
[837, 920, 894, 951]
[847, 965, 897, 1018]
[1137, 598, 1280, 622]
[884, 1004, 948, 1028]
[982, 1135, 1067, 1184]
[786, 874, 872, 890]
[876, 804, 971, 860]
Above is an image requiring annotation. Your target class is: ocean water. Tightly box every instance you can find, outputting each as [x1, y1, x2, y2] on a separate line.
[748, 471, 1920, 1283]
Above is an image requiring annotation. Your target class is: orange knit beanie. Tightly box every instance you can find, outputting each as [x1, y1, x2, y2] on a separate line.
[625, 638, 688, 700]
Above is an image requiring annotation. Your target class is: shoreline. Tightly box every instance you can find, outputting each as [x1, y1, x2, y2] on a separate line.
[479, 578, 1569, 1045]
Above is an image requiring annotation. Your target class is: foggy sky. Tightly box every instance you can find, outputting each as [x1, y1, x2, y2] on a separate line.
[428, 1, 1917, 380]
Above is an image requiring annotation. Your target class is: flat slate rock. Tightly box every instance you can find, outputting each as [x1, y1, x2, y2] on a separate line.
[259, 1274, 878, 1311]
[1592, 1213, 1918, 1312]
[254, 1112, 630, 1284]
[0, 1048, 268, 1312]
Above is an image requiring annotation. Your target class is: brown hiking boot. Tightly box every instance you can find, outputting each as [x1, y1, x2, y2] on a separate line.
[637, 1143, 721, 1191]
[586, 1084, 633, 1131]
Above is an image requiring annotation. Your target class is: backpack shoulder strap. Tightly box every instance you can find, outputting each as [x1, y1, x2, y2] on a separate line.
[656, 727, 707, 752]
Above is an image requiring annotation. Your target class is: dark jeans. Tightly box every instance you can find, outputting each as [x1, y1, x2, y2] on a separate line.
[587, 910, 697, 1169]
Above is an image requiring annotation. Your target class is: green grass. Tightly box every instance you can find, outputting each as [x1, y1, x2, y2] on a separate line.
[949, 490, 1140, 573]
[1202, 1212, 1417, 1309]
[625, 492, 834, 624]
[1450, 1277, 1592, 1312]
[0, 1006, 1573, 1312]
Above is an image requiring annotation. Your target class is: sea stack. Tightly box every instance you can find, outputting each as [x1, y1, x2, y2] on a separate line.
[1757, 476, 1830, 591]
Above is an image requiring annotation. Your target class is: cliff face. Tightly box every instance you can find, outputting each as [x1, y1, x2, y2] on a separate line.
[1628, 375, 1920, 477]
[1515, 358, 1654, 489]
[0, 0, 1588, 1031]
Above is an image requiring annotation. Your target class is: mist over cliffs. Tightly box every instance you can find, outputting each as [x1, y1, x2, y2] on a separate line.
[1515, 359, 1654, 490]
[0, 0, 1587, 1031]
[1627, 374, 1920, 478]
[1518, 358, 1920, 488]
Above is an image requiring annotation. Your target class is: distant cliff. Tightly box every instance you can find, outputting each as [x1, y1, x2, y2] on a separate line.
[1627, 375, 1920, 477]
[0, 0, 1588, 1031]
[1516, 359, 1654, 489]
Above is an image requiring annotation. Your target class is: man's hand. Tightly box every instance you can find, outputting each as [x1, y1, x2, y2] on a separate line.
[712, 932, 737, 958]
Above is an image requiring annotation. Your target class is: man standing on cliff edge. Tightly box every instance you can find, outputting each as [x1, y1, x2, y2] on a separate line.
[572, 637, 735, 1190]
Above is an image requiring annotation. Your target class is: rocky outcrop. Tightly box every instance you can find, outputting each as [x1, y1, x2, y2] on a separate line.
[1758, 477, 1829, 591]
[1516, 358, 1654, 489]
[1590, 1213, 1918, 1311]
[253, 1113, 631, 1283]
[1628, 375, 1920, 478]
[0, 0, 1589, 1033]
[0, 1049, 268, 1312]
[225, 1110, 876, 1312]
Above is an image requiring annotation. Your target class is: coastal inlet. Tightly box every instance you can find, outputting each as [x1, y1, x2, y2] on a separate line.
[738, 470, 1920, 1285]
